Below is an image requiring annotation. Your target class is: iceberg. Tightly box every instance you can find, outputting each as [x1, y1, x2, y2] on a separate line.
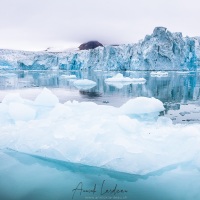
[105, 73, 146, 88]
[120, 97, 165, 115]
[150, 71, 169, 77]
[0, 27, 200, 71]
[105, 73, 146, 82]
[0, 89, 200, 175]
[73, 79, 96, 90]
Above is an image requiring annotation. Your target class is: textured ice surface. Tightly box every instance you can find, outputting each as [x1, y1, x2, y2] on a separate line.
[0, 88, 200, 175]
[0, 27, 200, 70]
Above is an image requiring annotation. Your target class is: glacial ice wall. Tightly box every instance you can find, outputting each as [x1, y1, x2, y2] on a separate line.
[0, 27, 200, 70]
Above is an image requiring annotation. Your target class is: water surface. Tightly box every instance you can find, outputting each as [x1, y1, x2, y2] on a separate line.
[0, 70, 199, 123]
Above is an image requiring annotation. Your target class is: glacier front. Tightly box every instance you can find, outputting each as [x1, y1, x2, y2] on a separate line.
[0, 27, 200, 71]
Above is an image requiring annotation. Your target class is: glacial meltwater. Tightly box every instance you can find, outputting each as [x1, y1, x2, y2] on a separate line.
[0, 70, 200, 200]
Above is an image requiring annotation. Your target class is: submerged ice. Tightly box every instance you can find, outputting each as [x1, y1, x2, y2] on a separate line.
[0, 88, 200, 175]
[0, 27, 200, 71]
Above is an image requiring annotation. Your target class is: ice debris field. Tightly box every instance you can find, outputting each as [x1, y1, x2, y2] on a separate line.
[0, 88, 200, 175]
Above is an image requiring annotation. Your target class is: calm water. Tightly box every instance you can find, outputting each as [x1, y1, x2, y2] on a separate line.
[0, 70, 200, 200]
[0, 70, 200, 123]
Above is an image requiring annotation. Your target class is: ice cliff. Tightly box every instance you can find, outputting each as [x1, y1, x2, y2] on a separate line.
[0, 27, 200, 70]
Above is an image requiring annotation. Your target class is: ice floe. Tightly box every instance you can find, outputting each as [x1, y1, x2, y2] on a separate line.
[73, 79, 96, 90]
[105, 73, 146, 88]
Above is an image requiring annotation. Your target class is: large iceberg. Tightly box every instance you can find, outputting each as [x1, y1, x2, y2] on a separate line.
[0, 27, 200, 71]
[0, 88, 200, 175]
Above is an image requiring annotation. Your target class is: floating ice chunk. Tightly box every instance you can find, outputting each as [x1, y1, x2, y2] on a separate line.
[2, 93, 24, 104]
[120, 97, 165, 115]
[105, 73, 146, 83]
[34, 88, 59, 107]
[8, 102, 36, 121]
[60, 74, 76, 79]
[73, 79, 96, 90]
[150, 71, 168, 77]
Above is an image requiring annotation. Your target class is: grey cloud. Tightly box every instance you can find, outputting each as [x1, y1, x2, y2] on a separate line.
[0, 0, 199, 50]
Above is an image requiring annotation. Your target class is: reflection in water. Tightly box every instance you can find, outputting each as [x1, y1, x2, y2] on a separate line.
[79, 90, 102, 98]
[0, 71, 200, 200]
[0, 71, 199, 104]
[0, 70, 200, 123]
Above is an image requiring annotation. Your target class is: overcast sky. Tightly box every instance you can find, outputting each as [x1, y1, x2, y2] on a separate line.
[0, 0, 199, 51]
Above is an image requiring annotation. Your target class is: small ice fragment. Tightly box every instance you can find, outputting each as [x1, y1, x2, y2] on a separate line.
[73, 79, 96, 90]
[8, 102, 36, 121]
[34, 88, 59, 107]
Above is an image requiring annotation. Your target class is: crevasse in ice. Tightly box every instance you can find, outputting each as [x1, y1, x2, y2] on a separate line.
[0, 27, 200, 70]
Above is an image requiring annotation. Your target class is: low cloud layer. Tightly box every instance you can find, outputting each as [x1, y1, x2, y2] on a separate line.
[0, 0, 199, 51]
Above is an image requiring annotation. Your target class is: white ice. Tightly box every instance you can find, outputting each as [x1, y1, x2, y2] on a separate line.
[0, 88, 200, 175]
[120, 97, 165, 115]
[8, 102, 36, 122]
[34, 88, 59, 106]
[105, 73, 146, 83]
[150, 71, 168, 77]
[73, 79, 96, 90]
